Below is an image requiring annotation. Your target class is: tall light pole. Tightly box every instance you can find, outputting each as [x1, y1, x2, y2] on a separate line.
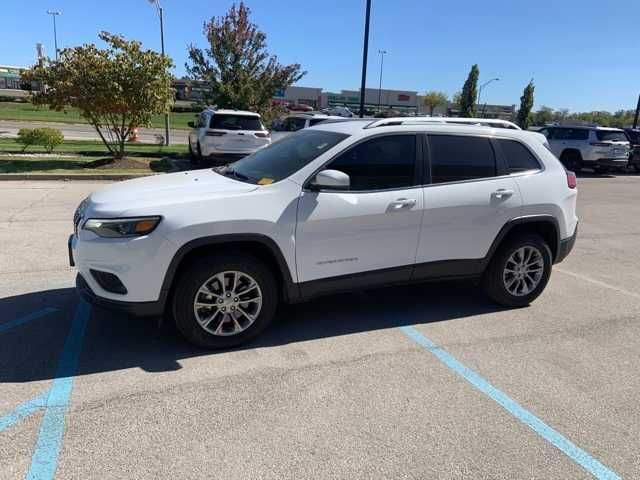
[377, 49, 387, 113]
[358, 0, 372, 118]
[477, 77, 500, 116]
[46, 10, 61, 61]
[149, 0, 170, 146]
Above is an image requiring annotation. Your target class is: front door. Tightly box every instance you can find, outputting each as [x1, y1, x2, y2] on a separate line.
[296, 134, 424, 288]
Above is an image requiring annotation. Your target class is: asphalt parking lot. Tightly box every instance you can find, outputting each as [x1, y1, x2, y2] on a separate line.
[2, 174, 640, 479]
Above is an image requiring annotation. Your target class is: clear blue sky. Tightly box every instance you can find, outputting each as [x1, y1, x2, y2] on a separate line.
[1, 0, 638, 112]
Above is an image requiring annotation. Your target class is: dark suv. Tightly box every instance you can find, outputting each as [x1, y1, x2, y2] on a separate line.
[624, 128, 640, 172]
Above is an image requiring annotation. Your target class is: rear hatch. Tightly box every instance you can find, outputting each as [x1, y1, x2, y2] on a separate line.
[593, 130, 630, 158]
[206, 113, 270, 153]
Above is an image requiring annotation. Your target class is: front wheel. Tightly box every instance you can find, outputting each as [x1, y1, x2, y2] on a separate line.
[173, 253, 278, 348]
[481, 234, 552, 307]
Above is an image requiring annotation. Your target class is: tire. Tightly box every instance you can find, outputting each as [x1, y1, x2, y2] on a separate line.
[633, 163, 640, 173]
[188, 142, 199, 165]
[481, 234, 552, 307]
[172, 253, 278, 349]
[560, 151, 582, 172]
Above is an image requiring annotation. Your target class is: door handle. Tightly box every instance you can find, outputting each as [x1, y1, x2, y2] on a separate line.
[491, 189, 514, 199]
[388, 198, 417, 210]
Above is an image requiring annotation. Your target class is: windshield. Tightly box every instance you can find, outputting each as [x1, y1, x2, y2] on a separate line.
[596, 130, 628, 142]
[216, 129, 349, 185]
[210, 114, 264, 131]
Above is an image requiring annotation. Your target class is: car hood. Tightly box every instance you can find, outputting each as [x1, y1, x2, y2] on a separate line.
[87, 169, 259, 217]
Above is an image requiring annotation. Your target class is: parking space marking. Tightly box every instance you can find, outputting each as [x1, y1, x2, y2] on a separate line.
[400, 325, 621, 480]
[556, 268, 640, 301]
[26, 301, 90, 480]
[0, 307, 58, 335]
[0, 393, 48, 433]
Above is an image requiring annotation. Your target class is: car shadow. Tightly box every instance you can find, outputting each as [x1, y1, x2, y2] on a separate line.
[0, 282, 505, 383]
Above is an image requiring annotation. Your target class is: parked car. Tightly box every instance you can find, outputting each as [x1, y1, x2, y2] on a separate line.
[322, 106, 354, 117]
[273, 113, 343, 133]
[287, 103, 314, 112]
[187, 108, 271, 165]
[624, 128, 640, 172]
[538, 125, 630, 173]
[71, 120, 578, 348]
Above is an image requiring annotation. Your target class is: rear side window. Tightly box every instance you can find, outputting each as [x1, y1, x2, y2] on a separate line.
[210, 114, 263, 131]
[309, 118, 326, 127]
[595, 130, 628, 142]
[429, 135, 496, 184]
[554, 128, 589, 141]
[328, 135, 416, 191]
[498, 139, 541, 173]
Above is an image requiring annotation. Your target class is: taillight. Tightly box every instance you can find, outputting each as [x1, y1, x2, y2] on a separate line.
[589, 142, 610, 147]
[566, 170, 577, 189]
[254, 131, 270, 138]
[205, 131, 227, 137]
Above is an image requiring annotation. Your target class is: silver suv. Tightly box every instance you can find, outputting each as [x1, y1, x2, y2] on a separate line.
[538, 125, 630, 173]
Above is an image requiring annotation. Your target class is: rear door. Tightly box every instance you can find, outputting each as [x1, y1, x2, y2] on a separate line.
[414, 134, 522, 271]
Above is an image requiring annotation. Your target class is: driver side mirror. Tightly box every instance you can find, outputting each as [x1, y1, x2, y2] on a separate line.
[309, 169, 350, 190]
[187, 121, 196, 129]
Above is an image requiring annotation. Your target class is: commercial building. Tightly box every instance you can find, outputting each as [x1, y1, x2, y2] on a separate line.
[0, 65, 26, 90]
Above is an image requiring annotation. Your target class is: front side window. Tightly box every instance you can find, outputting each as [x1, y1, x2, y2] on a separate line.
[498, 139, 541, 173]
[429, 135, 496, 184]
[327, 135, 417, 191]
[210, 114, 264, 131]
[285, 117, 307, 132]
[219, 130, 349, 185]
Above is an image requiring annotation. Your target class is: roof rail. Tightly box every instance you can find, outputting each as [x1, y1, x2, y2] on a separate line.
[364, 117, 521, 130]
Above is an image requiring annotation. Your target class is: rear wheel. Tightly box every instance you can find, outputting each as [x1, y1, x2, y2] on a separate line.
[560, 150, 582, 172]
[173, 253, 278, 348]
[482, 234, 552, 307]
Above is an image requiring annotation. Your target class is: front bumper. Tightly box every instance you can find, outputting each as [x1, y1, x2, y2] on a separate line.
[76, 274, 164, 317]
[555, 224, 578, 264]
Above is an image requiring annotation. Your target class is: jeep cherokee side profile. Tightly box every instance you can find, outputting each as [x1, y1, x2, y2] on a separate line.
[70, 119, 578, 348]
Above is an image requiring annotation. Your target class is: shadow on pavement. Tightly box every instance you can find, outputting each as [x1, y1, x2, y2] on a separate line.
[0, 281, 504, 383]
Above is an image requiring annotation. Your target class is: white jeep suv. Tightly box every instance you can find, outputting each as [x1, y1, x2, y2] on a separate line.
[538, 125, 630, 173]
[70, 118, 578, 348]
[187, 108, 271, 164]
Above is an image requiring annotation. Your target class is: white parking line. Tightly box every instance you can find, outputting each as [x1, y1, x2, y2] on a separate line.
[555, 268, 640, 301]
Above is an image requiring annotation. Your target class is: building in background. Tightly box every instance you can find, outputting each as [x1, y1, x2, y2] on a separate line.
[0, 65, 26, 90]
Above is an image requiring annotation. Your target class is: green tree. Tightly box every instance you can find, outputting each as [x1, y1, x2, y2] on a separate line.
[187, 2, 305, 117]
[23, 32, 173, 160]
[459, 64, 479, 117]
[517, 80, 535, 129]
[423, 91, 449, 116]
[531, 106, 554, 126]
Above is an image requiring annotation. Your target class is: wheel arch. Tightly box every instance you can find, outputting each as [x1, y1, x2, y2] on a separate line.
[483, 215, 561, 269]
[159, 234, 300, 311]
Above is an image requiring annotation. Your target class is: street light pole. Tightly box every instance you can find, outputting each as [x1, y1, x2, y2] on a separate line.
[46, 10, 61, 61]
[633, 93, 640, 129]
[149, 0, 170, 146]
[358, 0, 372, 118]
[477, 77, 500, 116]
[377, 49, 387, 113]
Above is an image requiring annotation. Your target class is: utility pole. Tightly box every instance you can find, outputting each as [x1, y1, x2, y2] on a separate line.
[358, 0, 372, 118]
[634, 93, 640, 129]
[377, 49, 387, 113]
[149, 0, 171, 146]
[46, 10, 61, 61]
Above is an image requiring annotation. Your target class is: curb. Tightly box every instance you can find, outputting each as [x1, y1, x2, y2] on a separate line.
[0, 173, 157, 181]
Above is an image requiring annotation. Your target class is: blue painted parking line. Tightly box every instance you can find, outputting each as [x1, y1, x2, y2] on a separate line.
[0, 392, 48, 433]
[400, 325, 621, 480]
[0, 307, 58, 335]
[26, 300, 90, 480]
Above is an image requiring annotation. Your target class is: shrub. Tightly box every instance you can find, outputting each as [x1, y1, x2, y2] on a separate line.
[16, 128, 64, 153]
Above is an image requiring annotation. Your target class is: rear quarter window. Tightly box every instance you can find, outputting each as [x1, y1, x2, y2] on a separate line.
[497, 139, 541, 173]
[595, 130, 628, 142]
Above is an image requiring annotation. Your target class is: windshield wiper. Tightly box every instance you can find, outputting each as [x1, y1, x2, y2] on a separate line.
[215, 166, 250, 182]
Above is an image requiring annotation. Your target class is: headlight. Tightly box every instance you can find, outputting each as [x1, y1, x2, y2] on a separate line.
[82, 217, 162, 238]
